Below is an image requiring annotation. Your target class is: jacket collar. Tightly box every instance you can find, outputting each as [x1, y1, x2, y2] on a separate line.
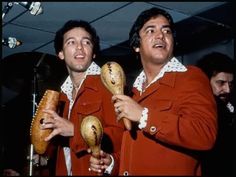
[60, 61, 101, 100]
[133, 57, 187, 93]
[133, 72, 177, 102]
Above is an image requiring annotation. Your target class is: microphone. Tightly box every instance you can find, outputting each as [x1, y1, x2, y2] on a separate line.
[15, 2, 43, 16]
[2, 37, 22, 48]
[2, 2, 14, 19]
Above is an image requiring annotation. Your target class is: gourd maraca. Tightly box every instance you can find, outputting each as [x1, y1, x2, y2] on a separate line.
[101, 61, 132, 130]
[80, 115, 103, 158]
[30, 90, 60, 154]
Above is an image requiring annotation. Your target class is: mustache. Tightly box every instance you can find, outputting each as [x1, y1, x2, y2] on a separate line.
[218, 93, 229, 98]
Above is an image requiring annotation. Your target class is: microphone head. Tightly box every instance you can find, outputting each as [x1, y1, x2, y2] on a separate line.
[29, 2, 43, 15]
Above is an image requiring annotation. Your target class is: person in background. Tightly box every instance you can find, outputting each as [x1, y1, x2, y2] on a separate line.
[197, 52, 235, 177]
[41, 20, 124, 176]
[89, 7, 217, 176]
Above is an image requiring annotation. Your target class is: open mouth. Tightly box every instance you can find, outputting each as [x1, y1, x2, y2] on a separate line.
[153, 42, 165, 49]
[74, 53, 85, 59]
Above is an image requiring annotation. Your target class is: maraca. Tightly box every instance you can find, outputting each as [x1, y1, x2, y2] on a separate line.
[80, 115, 103, 158]
[30, 90, 60, 154]
[101, 61, 132, 130]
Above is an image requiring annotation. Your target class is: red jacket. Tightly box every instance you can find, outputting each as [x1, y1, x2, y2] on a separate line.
[51, 75, 124, 175]
[119, 66, 217, 176]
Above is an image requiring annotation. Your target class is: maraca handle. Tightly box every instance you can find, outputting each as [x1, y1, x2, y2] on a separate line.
[91, 146, 101, 158]
[123, 118, 131, 130]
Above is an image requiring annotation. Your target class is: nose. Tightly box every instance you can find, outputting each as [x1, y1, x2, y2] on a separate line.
[223, 83, 231, 93]
[76, 41, 83, 50]
[155, 30, 164, 39]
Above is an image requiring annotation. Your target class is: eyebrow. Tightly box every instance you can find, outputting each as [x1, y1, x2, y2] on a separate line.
[82, 36, 92, 41]
[143, 24, 171, 31]
[64, 36, 92, 43]
[217, 79, 233, 83]
[64, 37, 75, 43]
[161, 25, 171, 29]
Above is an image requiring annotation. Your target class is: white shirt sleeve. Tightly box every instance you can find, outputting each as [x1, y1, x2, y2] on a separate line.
[104, 155, 114, 174]
[138, 107, 149, 129]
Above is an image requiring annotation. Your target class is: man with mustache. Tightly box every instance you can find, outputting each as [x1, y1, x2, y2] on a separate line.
[197, 52, 235, 177]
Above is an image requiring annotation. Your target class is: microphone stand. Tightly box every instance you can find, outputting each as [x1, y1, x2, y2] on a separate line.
[28, 53, 46, 176]
[29, 66, 39, 176]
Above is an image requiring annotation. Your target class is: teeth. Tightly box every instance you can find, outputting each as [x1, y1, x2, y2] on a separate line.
[153, 39, 165, 48]
[154, 44, 163, 48]
[75, 54, 84, 59]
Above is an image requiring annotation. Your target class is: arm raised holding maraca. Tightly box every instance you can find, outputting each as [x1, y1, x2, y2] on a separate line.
[101, 62, 145, 130]
[111, 94, 144, 124]
[101, 62, 132, 130]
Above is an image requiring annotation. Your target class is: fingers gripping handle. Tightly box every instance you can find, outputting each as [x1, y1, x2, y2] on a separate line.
[123, 118, 131, 130]
[100, 61, 132, 131]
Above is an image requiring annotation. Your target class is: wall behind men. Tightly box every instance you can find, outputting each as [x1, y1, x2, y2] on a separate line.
[179, 39, 234, 65]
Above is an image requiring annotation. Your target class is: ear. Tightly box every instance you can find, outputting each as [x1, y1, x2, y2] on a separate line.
[134, 47, 140, 53]
[58, 51, 64, 60]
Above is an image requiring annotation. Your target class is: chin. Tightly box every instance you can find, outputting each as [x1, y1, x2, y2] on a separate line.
[219, 97, 228, 103]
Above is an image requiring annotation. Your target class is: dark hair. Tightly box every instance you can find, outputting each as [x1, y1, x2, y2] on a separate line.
[196, 52, 234, 79]
[54, 20, 100, 56]
[129, 7, 175, 49]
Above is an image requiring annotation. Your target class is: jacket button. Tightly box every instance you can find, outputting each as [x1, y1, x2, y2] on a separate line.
[123, 171, 129, 176]
[150, 126, 157, 133]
